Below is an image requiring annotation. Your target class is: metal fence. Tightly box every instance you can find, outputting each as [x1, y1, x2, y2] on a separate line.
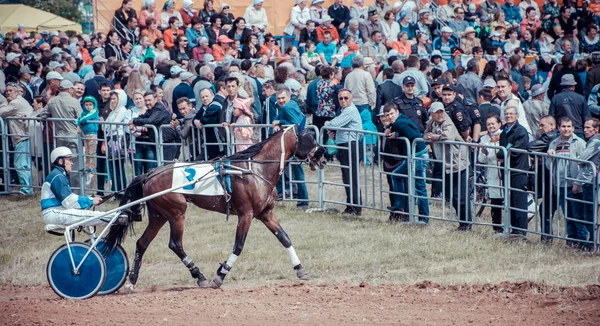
[1, 117, 598, 250]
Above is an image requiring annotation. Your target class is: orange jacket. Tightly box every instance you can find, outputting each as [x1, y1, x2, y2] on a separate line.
[163, 29, 184, 50]
[316, 25, 340, 42]
[81, 48, 93, 65]
[259, 45, 282, 60]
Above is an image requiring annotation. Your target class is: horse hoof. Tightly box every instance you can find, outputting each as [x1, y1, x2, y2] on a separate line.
[296, 268, 310, 280]
[124, 283, 135, 293]
[211, 275, 223, 289]
[197, 279, 210, 288]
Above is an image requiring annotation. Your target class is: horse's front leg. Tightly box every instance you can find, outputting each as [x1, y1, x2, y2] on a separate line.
[211, 214, 253, 288]
[257, 209, 309, 280]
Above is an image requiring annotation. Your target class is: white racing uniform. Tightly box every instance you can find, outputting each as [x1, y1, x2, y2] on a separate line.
[41, 166, 108, 226]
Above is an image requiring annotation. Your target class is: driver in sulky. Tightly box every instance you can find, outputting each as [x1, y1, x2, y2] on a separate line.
[40, 147, 126, 226]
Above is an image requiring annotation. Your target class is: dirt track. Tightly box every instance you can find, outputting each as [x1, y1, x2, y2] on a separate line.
[2, 281, 600, 325]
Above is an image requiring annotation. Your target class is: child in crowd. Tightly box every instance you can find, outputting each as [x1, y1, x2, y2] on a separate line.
[231, 98, 254, 152]
[465, 4, 480, 27]
[76, 96, 100, 185]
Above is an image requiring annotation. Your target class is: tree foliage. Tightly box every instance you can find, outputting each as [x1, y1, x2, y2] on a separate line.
[23, 0, 83, 24]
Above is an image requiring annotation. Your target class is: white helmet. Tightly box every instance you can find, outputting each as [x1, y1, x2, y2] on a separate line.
[50, 147, 75, 164]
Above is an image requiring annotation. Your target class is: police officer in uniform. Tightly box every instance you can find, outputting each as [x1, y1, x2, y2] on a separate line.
[441, 84, 473, 141]
[393, 76, 429, 133]
[454, 86, 483, 143]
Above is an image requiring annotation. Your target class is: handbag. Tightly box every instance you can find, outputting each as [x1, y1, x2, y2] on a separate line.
[106, 136, 124, 158]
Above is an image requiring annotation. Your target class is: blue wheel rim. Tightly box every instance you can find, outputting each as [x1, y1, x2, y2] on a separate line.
[97, 241, 129, 295]
[47, 243, 105, 300]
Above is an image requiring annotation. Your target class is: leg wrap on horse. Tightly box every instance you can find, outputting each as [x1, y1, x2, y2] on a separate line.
[216, 261, 232, 280]
[275, 227, 292, 248]
[129, 251, 143, 285]
[182, 256, 206, 281]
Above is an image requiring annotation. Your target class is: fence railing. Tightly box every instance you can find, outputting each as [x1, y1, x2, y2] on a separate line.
[1, 117, 598, 250]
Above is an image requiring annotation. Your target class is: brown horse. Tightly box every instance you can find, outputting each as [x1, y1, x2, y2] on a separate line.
[104, 126, 326, 288]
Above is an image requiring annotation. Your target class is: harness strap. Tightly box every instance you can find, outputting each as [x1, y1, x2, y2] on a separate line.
[279, 125, 297, 175]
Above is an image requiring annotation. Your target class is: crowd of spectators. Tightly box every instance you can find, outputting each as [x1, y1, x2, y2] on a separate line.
[0, 0, 600, 249]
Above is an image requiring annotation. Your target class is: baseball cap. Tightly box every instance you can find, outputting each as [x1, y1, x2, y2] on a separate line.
[51, 47, 63, 55]
[431, 50, 442, 58]
[432, 77, 446, 86]
[49, 61, 65, 70]
[218, 35, 234, 43]
[170, 65, 185, 76]
[440, 26, 453, 34]
[19, 66, 32, 75]
[442, 84, 455, 92]
[59, 80, 74, 89]
[285, 79, 302, 92]
[6, 52, 21, 63]
[429, 102, 445, 113]
[403, 76, 416, 85]
[46, 71, 64, 81]
[93, 55, 108, 63]
[41, 30, 50, 35]
[348, 42, 359, 51]
[180, 71, 194, 81]
[483, 78, 496, 88]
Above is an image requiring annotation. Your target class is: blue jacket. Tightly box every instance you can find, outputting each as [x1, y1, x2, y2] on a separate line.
[275, 100, 306, 131]
[501, 4, 522, 24]
[306, 77, 322, 114]
[76, 96, 99, 135]
[41, 166, 94, 211]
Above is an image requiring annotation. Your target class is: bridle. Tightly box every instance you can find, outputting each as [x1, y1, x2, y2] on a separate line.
[279, 125, 322, 175]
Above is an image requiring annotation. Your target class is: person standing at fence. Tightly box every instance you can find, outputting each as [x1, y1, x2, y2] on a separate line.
[131, 91, 179, 162]
[76, 96, 99, 186]
[194, 88, 225, 160]
[478, 115, 504, 233]
[0, 85, 33, 195]
[126, 90, 152, 175]
[527, 115, 559, 242]
[230, 98, 255, 152]
[424, 102, 472, 231]
[546, 116, 586, 246]
[95, 83, 114, 196]
[574, 118, 600, 250]
[272, 88, 309, 209]
[440, 84, 472, 141]
[104, 90, 128, 198]
[496, 106, 531, 236]
[171, 97, 198, 161]
[325, 88, 363, 216]
[378, 107, 403, 222]
[42, 80, 82, 189]
[495, 76, 533, 140]
[392, 76, 429, 133]
[383, 101, 430, 223]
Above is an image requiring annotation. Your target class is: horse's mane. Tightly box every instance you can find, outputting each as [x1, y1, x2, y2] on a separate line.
[225, 129, 286, 161]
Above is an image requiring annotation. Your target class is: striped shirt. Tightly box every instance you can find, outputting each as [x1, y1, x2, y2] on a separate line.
[327, 104, 362, 144]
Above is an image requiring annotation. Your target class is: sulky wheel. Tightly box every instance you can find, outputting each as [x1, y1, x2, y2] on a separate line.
[96, 240, 129, 295]
[46, 242, 106, 300]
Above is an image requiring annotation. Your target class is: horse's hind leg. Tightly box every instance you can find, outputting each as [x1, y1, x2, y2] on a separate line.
[129, 204, 167, 288]
[211, 214, 253, 288]
[257, 209, 309, 280]
[167, 218, 209, 288]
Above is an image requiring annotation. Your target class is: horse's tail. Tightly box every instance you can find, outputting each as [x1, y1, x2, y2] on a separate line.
[103, 174, 148, 254]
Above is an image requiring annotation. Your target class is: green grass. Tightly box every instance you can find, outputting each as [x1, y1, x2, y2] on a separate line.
[1, 184, 599, 289]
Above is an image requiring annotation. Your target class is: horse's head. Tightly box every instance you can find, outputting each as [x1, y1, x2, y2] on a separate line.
[294, 129, 327, 169]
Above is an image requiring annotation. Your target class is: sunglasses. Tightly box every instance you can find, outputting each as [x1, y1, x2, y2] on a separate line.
[338, 97, 350, 101]
[223, 6, 229, 9]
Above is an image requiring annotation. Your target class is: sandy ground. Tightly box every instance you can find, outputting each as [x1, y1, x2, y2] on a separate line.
[1, 281, 600, 325]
